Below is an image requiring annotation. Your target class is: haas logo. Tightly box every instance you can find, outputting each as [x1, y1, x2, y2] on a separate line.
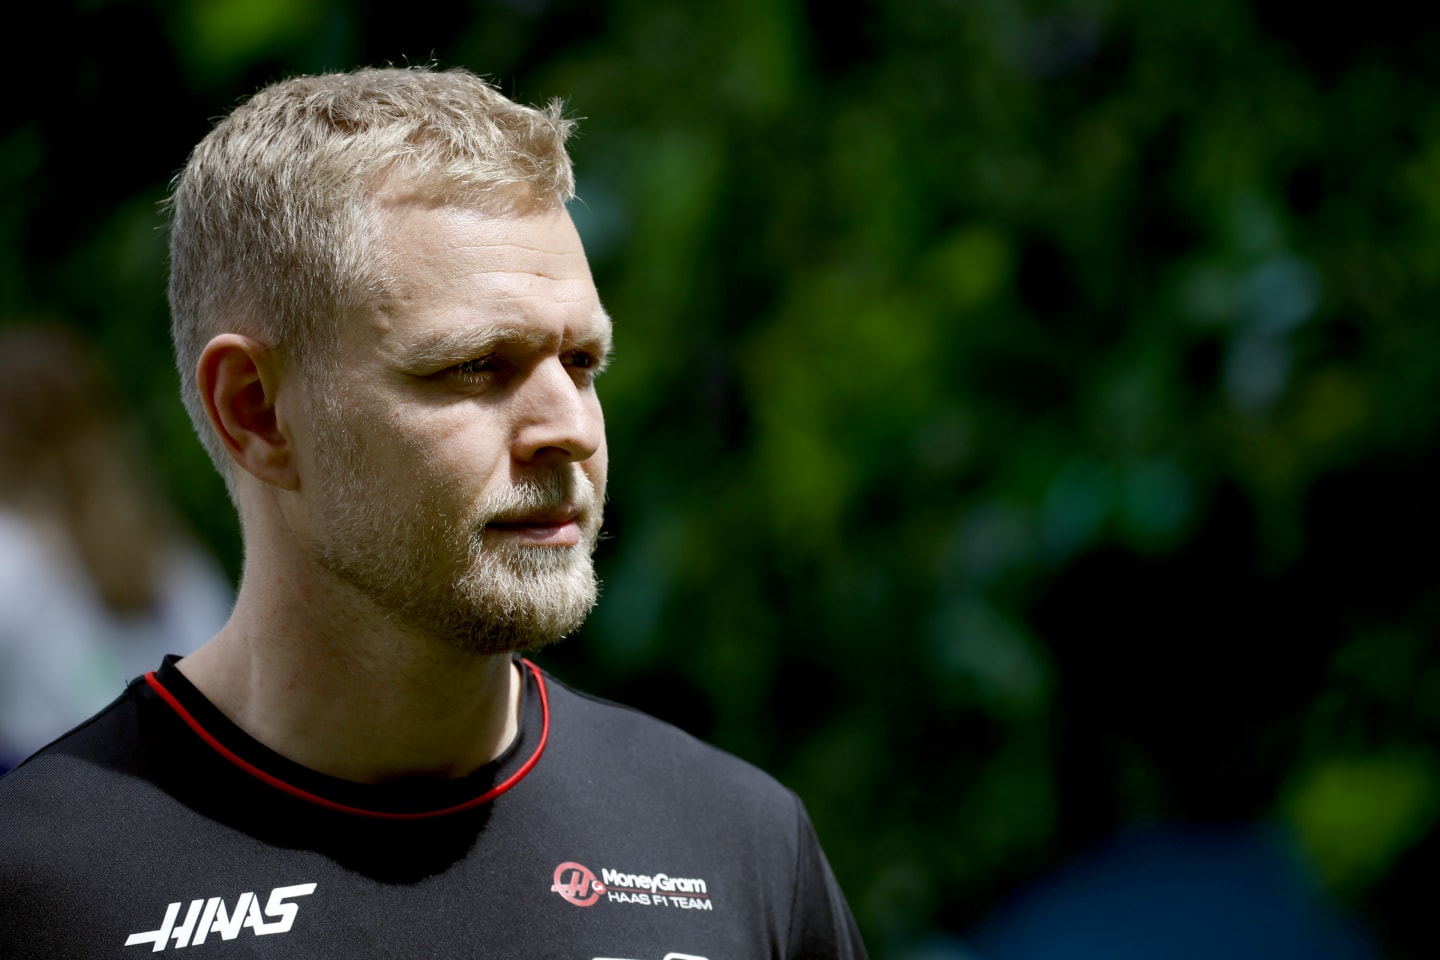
[124, 883, 316, 951]
[552, 862, 606, 907]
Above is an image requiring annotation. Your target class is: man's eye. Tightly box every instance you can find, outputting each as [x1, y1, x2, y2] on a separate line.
[455, 356, 497, 376]
[563, 350, 608, 377]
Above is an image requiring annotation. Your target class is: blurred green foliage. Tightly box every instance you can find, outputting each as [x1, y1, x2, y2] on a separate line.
[4, 0, 1440, 956]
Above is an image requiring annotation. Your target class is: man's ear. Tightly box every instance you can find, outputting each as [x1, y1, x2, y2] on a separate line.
[196, 334, 300, 491]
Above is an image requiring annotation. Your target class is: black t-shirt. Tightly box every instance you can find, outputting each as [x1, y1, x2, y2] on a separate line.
[0, 657, 866, 959]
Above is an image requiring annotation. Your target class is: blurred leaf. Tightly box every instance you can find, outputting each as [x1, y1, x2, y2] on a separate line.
[1283, 752, 1440, 895]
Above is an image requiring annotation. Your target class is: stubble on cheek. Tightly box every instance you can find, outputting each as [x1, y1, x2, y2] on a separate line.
[310, 411, 603, 654]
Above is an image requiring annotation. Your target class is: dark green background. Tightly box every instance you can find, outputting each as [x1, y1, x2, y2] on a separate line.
[4, 1, 1438, 956]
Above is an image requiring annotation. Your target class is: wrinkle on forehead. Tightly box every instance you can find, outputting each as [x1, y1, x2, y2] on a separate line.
[375, 199, 590, 302]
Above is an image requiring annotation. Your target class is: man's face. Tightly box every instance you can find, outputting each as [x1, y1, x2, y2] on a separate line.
[295, 198, 611, 655]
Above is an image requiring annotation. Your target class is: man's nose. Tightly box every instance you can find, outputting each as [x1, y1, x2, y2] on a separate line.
[511, 357, 605, 465]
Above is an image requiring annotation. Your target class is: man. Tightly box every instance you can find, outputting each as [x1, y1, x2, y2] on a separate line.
[0, 66, 867, 958]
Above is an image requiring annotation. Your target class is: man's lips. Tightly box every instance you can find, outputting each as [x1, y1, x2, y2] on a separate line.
[484, 508, 584, 545]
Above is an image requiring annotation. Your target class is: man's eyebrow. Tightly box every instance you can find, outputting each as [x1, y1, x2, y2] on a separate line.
[402, 327, 540, 369]
[583, 306, 615, 358]
[402, 310, 614, 370]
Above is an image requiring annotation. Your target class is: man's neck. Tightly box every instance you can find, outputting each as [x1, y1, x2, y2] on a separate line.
[177, 566, 523, 785]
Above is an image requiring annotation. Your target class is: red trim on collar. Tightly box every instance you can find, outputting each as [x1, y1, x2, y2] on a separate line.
[144, 658, 550, 820]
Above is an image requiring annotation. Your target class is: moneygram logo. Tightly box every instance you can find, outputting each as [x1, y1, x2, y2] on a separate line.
[552, 862, 606, 907]
[551, 861, 714, 912]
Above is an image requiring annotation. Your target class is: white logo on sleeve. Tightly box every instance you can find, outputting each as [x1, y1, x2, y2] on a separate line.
[124, 883, 317, 951]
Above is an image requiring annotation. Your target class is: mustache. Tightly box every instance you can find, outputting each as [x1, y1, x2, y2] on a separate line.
[476, 468, 600, 528]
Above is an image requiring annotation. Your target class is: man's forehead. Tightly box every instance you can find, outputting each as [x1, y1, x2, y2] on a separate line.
[373, 197, 590, 283]
[372, 182, 561, 242]
[348, 196, 607, 352]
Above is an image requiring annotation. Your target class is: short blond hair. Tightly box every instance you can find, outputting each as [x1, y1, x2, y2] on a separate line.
[167, 66, 576, 479]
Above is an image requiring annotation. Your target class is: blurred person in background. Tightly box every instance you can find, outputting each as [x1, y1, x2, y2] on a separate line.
[0, 323, 233, 770]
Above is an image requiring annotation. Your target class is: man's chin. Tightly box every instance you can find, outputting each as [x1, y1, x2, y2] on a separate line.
[400, 551, 600, 656]
[426, 595, 597, 658]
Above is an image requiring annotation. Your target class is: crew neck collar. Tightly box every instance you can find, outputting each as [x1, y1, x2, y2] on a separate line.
[143, 655, 550, 820]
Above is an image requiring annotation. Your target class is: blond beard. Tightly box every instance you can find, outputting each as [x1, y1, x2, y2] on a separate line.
[307, 401, 602, 654]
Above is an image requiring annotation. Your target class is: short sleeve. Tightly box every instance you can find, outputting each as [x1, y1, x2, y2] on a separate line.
[785, 799, 869, 960]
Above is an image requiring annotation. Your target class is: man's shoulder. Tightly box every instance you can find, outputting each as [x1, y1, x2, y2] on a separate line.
[537, 667, 802, 815]
[0, 682, 158, 899]
[0, 681, 147, 810]
[534, 669, 869, 959]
